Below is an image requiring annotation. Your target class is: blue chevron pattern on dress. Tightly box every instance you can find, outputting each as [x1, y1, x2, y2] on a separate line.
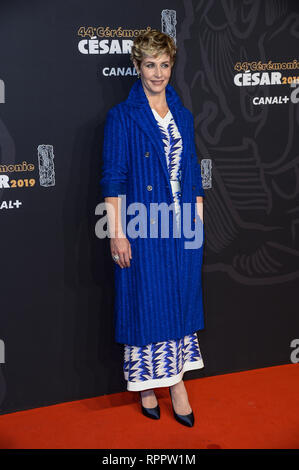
[153, 110, 183, 228]
[154, 115, 182, 180]
[124, 332, 203, 387]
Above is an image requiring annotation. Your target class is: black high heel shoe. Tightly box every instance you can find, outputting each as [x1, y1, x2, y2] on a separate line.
[140, 392, 160, 420]
[169, 386, 194, 427]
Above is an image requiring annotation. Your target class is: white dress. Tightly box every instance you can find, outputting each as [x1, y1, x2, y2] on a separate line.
[123, 108, 204, 391]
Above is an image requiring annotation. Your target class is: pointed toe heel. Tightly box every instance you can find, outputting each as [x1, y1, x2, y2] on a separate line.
[141, 403, 160, 420]
[173, 408, 194, 427]
[168, 387, 194, 427]
[139, 392, 160, 420]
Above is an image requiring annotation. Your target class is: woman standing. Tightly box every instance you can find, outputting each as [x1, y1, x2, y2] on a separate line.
[100, 30, 205, 427]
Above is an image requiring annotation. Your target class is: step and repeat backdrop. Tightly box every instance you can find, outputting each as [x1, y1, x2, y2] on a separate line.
[1, 0, 299, 414]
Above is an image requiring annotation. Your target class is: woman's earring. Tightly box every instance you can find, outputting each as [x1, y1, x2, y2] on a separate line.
[137, 71, 140, 79]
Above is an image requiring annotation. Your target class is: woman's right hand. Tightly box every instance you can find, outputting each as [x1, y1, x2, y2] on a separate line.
[110, 235, 132, 268]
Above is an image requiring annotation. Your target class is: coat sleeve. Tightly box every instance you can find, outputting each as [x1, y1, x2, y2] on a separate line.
[189, 112, 205, 198]
[100, 106, 128, 198]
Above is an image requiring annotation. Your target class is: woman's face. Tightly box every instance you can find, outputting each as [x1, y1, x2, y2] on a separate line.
[135, 52, 172, 97]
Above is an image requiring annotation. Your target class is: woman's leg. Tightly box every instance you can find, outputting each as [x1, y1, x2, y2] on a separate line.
[169, 380, 192, 414]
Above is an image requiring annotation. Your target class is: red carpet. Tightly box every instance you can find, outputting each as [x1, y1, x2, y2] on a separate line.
[0, 364, 298, 449]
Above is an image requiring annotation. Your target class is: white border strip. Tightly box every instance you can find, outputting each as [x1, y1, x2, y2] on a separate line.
[125, 359, 204, 391]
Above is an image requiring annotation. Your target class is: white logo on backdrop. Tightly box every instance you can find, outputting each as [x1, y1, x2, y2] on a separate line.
[0, 340, 4, 364]
[161, 9, 177, 44]
[0, 79, 5, 103]
[0, 200, 22, 209]
[38, 145, 55, 187]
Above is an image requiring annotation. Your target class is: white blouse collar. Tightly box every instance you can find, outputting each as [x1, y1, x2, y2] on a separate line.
[151, 108, 172, 127]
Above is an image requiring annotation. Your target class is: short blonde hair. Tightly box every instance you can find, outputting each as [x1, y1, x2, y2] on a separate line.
[130, 29, 177, 70]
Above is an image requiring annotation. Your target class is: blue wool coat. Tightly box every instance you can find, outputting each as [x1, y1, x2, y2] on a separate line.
[100, 78, 205, 346]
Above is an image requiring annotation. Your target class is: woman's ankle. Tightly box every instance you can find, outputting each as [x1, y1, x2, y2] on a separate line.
[140, 389, 158, 407]
[140, 389, 156, 397]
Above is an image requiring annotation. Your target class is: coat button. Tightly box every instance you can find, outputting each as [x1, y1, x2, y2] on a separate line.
[145, 151, 150, 157]
[191, 153, 194, 158]
[192, 185, 195, 190]
[193, 218, 196, 222]
[147, 185, 152, 191]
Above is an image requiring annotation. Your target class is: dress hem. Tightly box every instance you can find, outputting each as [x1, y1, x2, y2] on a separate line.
[125, 358, 204, 391]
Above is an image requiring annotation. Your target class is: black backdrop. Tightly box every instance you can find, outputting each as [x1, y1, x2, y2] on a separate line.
[1, 0, 299, 415]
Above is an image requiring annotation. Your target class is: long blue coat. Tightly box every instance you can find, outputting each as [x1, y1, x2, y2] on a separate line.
[100, 78, 205, 346]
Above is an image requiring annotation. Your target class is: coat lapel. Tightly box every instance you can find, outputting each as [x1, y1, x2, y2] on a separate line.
[124, 79, 189, 194]
[126, 104, 170, 184]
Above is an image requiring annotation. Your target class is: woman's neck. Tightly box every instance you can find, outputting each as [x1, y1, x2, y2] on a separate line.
[142, 82, 168, 109]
